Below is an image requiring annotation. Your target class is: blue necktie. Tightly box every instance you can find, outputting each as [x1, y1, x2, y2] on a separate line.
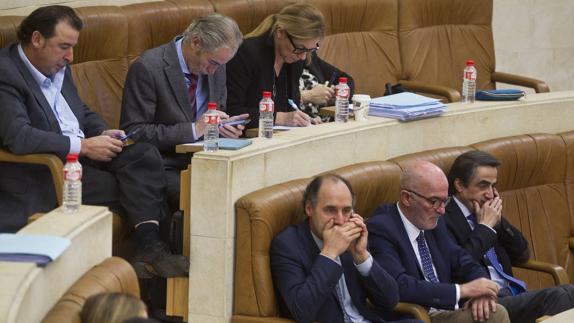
[467, 214, 527, 295]
[416, 231, 439, 283]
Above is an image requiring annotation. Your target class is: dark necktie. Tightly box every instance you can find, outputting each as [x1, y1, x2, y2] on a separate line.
[416, 231, 439, 283]
[467, 214, 527, 295]
[185, 73, 198, 121]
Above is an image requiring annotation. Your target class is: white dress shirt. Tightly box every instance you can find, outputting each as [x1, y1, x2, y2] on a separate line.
[397, 203, 460, 310]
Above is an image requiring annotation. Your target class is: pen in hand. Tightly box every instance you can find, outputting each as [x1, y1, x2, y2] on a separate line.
[287, 98, 300, 111]
[288, 98, 321, 125]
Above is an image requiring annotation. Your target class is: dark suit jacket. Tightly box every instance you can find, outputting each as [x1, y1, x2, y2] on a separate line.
[226, 32, 304, 129]
[270, 219, 399, 323]
[0, 43, 107, 232]
[367, 204, 488, 310]
[120, 38, 227, 169]
[443, 201, 530, 277]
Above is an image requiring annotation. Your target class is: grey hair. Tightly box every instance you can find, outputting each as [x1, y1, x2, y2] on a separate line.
[182, 13, 243, 53]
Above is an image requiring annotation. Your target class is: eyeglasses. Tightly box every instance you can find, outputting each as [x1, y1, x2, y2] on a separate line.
[286, 32, 319, 55]
[405, 189, 451, 209]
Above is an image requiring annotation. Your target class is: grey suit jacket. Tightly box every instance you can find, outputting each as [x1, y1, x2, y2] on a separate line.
[0, 43, 108, 232]
[120, 38, 227, 168]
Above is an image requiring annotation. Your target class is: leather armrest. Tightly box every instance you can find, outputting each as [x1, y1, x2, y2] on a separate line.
[0, 149, 64, 205]
[491, 71, 550, 93]
[514, 259, 569, 285]
[399, 80, 462, 103]
[394, 302, 431, 323]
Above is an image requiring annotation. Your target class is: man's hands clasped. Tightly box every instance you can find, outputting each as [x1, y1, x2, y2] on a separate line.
[321, 213, 370, 265]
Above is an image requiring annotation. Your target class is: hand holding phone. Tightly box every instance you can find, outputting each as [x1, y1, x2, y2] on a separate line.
[120, 128, 140, 142]
[219, 118, 251, 127]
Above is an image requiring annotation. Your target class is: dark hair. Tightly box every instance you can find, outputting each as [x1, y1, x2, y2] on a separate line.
[447, 150, 501, 195]
[17, 5, 83, 45]
[303, 174, 355, 210]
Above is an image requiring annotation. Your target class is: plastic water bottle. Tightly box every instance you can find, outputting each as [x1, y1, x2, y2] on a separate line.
[258, 91, 274, 139]
[203, 102, 219, 152]
[462, 59, 477, 103]
[63, 153, 82, 213]
[335, 77, 350, 122]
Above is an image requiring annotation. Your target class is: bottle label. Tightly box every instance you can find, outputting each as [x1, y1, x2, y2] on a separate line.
[64, 169, 82, 181]
[260, 101, 274, 112]
[336, 87, 349, 98]
[204, 114, 220, 125]
[464, 70, 477, 81]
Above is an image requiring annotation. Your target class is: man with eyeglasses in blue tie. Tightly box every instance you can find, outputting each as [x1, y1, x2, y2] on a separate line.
[270, 174, 420, 323]
[367, 161, 510, 323]
[444, 150, 574, 323]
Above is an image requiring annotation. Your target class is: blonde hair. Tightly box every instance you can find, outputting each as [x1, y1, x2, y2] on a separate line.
[246, 3, 325, 41]
[80, 293, 147, 323]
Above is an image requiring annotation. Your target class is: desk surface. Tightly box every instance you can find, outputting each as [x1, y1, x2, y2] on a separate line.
[0, 206, 111, 323]
[541, 308, 574, 322]
[178, 91, 574, 322]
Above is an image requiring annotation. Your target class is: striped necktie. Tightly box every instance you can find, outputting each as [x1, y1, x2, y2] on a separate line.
[185, 73, 198, 121]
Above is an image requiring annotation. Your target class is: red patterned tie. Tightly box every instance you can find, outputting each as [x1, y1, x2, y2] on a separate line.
[186, 73, 198, 121]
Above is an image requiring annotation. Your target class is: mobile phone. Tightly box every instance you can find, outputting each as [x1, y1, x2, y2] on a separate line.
[120, 129, 139, 141]
[220, 119, 251, 127]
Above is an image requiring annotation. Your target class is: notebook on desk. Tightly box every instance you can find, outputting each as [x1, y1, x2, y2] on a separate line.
[219, 138, 252, 150]
[0, 234, 70, 266]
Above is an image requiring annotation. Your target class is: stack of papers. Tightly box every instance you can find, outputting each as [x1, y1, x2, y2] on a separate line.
[0, 234, 70, 266]
[368, 92, 446, 121]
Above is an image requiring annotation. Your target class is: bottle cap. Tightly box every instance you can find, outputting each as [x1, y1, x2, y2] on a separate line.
[466, 59, 475, 66]
[207, 102, 217, 110]
[66, 154, 79, 162]
[338, 77, 348, 83]
[262, 91, 272, 98]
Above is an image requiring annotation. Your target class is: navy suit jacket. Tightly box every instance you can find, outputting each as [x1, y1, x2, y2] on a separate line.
[270, 219, 399, 323]
[443, 201, 529, 278]
[0, 43, 107, 232]
[367, 204, 488, 310]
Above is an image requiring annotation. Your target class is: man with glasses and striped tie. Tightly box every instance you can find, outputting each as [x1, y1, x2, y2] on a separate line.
[367, 161, 510, 323]
[444, 150, 574, 322]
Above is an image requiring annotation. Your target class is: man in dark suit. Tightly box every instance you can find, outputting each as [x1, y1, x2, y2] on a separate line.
[0, 5, 188, 279]
[120, 13, 248, 210]
[368, 161, 510, 323]
[445, 150, 574, 322]
[270, 174, 418, 323]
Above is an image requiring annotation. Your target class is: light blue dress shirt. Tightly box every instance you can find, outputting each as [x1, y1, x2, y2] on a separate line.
[18, 44, 84, 154]
[175, 37, 208, 141]
[312, 231, 372, 323]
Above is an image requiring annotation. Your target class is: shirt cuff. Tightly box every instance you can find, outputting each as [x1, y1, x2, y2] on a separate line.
[319, 253, 341, 265]
[69, 137, 81, 155]
[454, 284, 460, 310]
[191, 122, 199, 141]
[355, 254, 373, 277]
[480, 223, 497, 234]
